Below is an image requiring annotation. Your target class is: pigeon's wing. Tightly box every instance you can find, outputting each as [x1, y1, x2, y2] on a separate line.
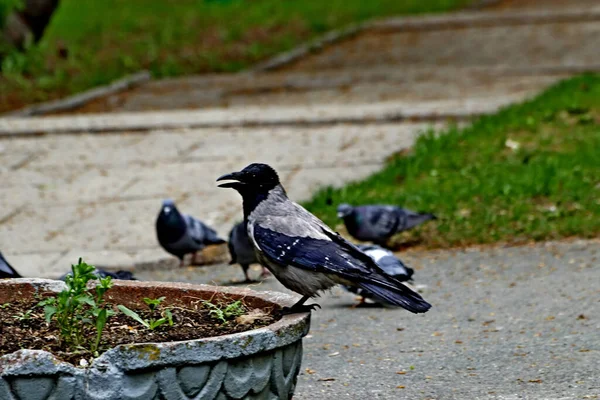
[202, 224, 226, 245]
[183, 214, 206, 245]
[364, 206, 400, 238]
[252, 222, 429, 313]
[0, 252, 21, 278]
[397, 209, 436, 231]
[187, 216, 225, 245]
[357, 245, 409, 277]
[375, 255, 414, 281]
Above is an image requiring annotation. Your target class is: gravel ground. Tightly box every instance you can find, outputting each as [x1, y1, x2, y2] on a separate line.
[137, 239, 600, 399]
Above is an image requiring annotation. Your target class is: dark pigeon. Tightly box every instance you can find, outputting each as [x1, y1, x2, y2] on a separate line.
[59, 268, 137, 281]
[0, 252, 21, 279]
[1, 252, 136, 281]
[217, 163, 431, 314]
[337, 203, 436, 244]
[228, 221, 270, 282]
[344, 244, 415, 305]
[156, 199, 226, 266]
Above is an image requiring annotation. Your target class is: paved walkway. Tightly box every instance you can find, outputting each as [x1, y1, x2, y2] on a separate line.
[135, 239, 600, 399]
[1, 0, 599, 278]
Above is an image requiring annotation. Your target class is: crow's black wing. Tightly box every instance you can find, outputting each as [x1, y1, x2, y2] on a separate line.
[253, 224, 374, 278]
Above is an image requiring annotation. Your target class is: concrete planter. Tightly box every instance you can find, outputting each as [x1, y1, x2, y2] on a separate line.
[0, 279, 310, 400]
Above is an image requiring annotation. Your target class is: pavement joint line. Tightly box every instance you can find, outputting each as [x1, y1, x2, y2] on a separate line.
[0, 111, 473, 137]
[10, 151, 45, 171]
[4, 71, 152, 118]
[0, 207, 24, 226]
[31, 194, 170, 209]
[118, 176, 143, 197]
[369, 9, 600, 33]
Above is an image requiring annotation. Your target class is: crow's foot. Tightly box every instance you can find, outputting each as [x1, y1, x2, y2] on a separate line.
[280, 303, 321, 315]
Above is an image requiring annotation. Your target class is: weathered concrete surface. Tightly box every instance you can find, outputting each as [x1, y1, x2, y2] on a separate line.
[0, 122, 433, 277]
[136, 239, 600, 399]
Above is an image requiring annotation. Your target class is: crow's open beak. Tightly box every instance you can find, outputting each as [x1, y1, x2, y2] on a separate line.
[217, 172, 243, 188]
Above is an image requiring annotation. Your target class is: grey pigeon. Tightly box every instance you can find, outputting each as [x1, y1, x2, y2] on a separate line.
[344, 244, 414, 305]
[0, 252, 21, 279]
[217, 163, 431, 314]
[156, 199, 226, 266]
[337, 203, 436, 245]
[228, 221, 270, 282]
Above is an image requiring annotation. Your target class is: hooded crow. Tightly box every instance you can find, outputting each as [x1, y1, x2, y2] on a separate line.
[217, 163, 431, 314]
[0, 252, 21, 279]
[228, 221, 270, 282]
[156, 199, 226, 266]
[337, 203, 436, 245]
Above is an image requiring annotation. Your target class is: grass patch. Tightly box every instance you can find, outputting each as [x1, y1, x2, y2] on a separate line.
[0, 0, 471, 112]
[304, 74, 600, 249]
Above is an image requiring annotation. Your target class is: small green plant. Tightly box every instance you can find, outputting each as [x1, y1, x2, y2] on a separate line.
[0, 303, 10, 309]
[203, 299, 245, 325]
[12, 309, 33, 321]
[143, 296, 165, 310]
[39, 258, 113, 353]
[118, 297, 174, 331]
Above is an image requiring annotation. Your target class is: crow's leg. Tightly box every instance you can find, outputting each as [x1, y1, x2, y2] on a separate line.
[351, 296, 367, 309]
[281, 295, 321, 315]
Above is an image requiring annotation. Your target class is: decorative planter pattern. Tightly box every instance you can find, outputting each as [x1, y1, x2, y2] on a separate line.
[0, 279, 311, 400]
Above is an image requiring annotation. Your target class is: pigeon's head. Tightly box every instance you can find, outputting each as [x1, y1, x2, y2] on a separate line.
[337, 203, 354, 219]
[217, 163, 280, 194]
[157, 199, 184, 229]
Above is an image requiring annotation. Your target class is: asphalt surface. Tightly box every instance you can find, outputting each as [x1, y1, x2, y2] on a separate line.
[138, 239, 600, 399]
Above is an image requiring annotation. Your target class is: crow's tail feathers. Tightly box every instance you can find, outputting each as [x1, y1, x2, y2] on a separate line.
[357, 278, 431, 313]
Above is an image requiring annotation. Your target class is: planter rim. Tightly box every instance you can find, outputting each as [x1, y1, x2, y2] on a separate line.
[0, 278, 310, 374]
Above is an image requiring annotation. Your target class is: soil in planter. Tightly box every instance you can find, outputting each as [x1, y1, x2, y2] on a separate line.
[0, 299, 279, 365]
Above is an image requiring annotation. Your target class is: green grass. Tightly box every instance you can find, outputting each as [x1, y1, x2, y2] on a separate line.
[304, 74, 600, 249]
[0, 0, 471, 112]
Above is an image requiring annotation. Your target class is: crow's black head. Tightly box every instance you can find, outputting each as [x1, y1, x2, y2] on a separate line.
[217, 163, 280, 194]
[218, 163, 282, 217]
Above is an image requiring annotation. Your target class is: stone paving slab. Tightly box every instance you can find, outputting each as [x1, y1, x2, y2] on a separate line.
[135, 239, 600, 399]
[68, 68, 566, 113]
[287, 21, 600, 72]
